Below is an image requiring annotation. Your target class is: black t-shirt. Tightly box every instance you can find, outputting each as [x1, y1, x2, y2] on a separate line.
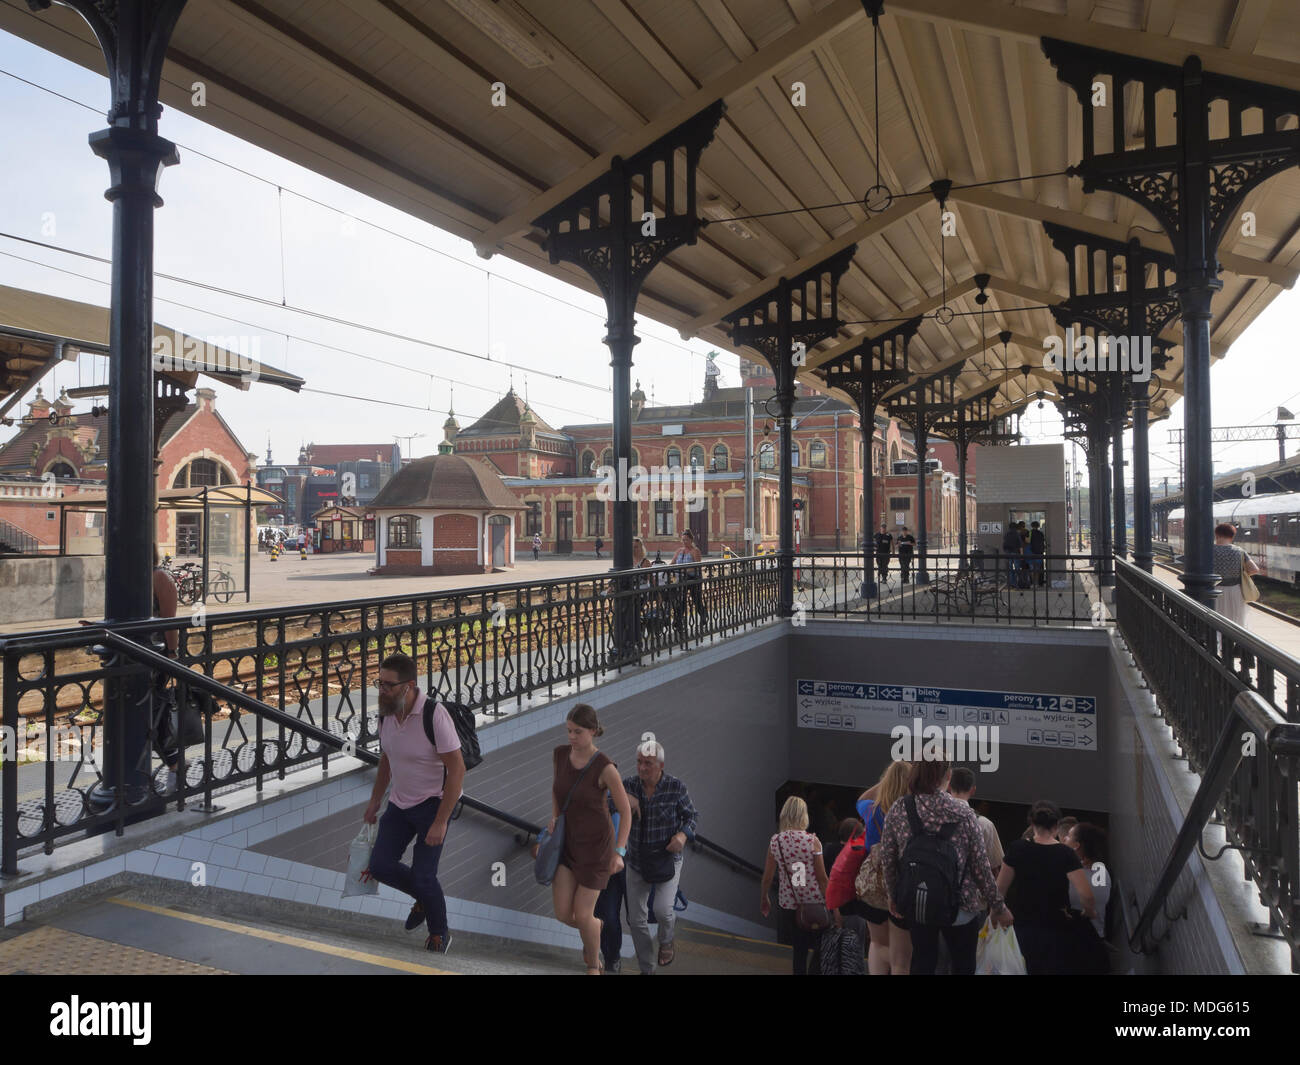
[874, 532, 893, 555]
[897, 534, 915, 556]
[1003, 839, 1080, 924]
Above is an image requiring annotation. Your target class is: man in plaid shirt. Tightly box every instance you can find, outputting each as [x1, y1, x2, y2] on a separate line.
[623, 740, 698, 974]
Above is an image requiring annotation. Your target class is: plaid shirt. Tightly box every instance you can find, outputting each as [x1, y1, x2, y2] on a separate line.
[621, 772, 698, 871]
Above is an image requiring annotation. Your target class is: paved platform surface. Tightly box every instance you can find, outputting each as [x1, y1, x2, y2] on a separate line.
[0, 555, 615, 634]
[0, 881, 787, 975]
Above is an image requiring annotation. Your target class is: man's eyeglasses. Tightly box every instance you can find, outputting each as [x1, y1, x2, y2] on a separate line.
[377, 679, 409, 691]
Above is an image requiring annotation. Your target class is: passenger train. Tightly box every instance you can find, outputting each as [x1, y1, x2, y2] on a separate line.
[1166, 493, 1300, 585]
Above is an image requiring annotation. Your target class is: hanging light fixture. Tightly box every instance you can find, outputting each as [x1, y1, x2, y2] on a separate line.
[931, 180, 955, 325]
[862, 1, 892, 213]
[974, 273, 991, 373]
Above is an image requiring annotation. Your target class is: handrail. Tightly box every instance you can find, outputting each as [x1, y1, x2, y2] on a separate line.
[691, 833, 765, 878]
[97, 631, 380, 766]
[0, 517, 43, 555]
[457, 795, 542, 837]
[1117, 557, 1300, 677]
[1129, 691, 1300, 958]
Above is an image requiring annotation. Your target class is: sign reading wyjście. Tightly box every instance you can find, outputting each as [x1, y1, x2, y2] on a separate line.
[795, 679, 1098, 753]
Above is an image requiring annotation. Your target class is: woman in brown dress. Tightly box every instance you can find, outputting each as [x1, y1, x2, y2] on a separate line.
[550, 704, 631, 974]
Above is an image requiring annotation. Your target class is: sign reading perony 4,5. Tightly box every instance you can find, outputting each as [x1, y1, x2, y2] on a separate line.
[795, 679, 1098, 754]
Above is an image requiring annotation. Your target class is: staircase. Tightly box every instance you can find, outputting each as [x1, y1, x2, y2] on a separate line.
[0, 518, 44, 555]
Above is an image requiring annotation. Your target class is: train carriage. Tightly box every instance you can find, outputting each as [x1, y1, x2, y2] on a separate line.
[1166, 493, 1300, 585]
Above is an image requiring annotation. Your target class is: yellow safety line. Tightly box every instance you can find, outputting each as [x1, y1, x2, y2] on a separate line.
[107, 897, 452, 975]
[680, 925, 780, 948]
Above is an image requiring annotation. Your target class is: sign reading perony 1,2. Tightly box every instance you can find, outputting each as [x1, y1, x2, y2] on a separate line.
[795, 679, 1098, 753]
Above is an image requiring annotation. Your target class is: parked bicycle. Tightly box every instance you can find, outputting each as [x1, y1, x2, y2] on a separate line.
[160, 556, 235, 605]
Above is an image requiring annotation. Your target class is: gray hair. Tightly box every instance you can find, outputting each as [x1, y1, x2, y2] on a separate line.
[638, 740, 665, 763]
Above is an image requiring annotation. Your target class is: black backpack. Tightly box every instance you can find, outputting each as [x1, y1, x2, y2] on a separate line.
[422, 696, 483, 771]
[894, 795, 963, 927]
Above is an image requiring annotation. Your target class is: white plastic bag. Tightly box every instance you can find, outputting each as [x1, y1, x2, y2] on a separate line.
[343, 822, 379, 898]
[975, 918, 1027, 975]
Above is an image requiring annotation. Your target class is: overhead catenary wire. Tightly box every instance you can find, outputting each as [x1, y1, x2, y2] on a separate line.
[0, 247, 607, 424]
[0, 66, 737, 377]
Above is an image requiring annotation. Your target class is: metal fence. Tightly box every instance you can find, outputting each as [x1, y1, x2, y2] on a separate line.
[1, 555, 779, 872]
[1114, 559, 1299, 970]
[797, 551, 1104, 626]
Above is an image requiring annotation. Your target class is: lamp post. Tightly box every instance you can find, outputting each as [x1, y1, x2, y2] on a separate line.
[1075, 470, 1084, 551]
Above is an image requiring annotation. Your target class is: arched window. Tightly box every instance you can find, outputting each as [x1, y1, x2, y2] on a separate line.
[387, 514, 421, 548]
[665, 447, 681, 468]
[173, 458, 232, 489]
[809, 441, 827, 468]
[758, 442, 775, 470]
[688, 445, 705, 468]
[580, 449, 596, 474]
[601, 448, 614, 469]
[712, 443, 728, 471]
[47, 461, 75, 479]
[790, 443, 801, 468]
[888, 442, 901, 468]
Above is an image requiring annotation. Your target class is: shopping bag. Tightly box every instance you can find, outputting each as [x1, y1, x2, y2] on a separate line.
[344, 823, 379, 898]
[975, 918, 1027, 975]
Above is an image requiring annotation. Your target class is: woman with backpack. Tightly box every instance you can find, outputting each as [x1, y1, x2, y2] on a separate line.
[760, 795, 830, 975]
[852, 760, 914, 974]
[878, 760, 1013, 975]
[995, 800, 1096, 975]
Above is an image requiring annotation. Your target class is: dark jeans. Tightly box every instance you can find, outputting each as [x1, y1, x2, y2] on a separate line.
[898, 552, 913, 583]
[909, 914, 983, 975]
[778, 907, 824, 975]
[368, 795, 449, 937]
[672, 579, 707, 631]
[875, 555, 890, 582]
[596, 868, 626, 967]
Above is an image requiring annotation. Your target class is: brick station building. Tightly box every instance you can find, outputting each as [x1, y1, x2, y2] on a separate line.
[442, 358, 983, 558]
[0, 385, 256, 556]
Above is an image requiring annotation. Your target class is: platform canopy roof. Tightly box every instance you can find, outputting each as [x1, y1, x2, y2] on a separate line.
[6, 0, 1300, 426]
[59, 484, 286, 510]
[0, 284, 304, 422]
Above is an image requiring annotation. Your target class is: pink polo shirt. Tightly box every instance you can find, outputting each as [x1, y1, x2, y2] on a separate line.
[378, 690, 461, 810]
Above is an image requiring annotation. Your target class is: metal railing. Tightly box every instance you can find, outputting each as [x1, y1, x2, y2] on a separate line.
[797, 551, 1105, 626]
[1114, 559, 1300, 971]
[1, 555, 780, 871]
[0, 517, 43, 556]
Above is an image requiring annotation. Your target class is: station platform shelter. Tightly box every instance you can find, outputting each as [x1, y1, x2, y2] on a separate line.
[2, 0, 1300, 995]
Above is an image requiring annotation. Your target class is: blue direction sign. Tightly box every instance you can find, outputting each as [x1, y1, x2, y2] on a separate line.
[795, 679, 1098, 753]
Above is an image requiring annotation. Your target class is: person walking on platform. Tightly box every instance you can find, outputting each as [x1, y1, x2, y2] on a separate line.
[670, 529, 707, 633]
[549, 704, 632, 974]
[996, 800, 1095, 974]
[761, 796, 830, 975]
[622, 739, 698, 974]
[363, 653, 466, 954]
[873, 524, 894, 585]
[1212, 522, 1260, 629]
[532, 532, 542, 561]
[897, 527, 916, 584]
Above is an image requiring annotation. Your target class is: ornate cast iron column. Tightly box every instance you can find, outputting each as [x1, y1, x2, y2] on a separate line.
[816, 316, 919, 597]
[533, 102, 724, 656]
[930, 383, 1001, 570]
[1043, 38, 1300, 606]
[1130, 344, 1172, 573]
[30, 0, 188, 803]
[888, 364, 964, 586]
[1043, 224, 1181, 572]
[723, 246, 857, 616]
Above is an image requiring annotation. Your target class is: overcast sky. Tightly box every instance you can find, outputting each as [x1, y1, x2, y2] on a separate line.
[1, 28, 1297, 488]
